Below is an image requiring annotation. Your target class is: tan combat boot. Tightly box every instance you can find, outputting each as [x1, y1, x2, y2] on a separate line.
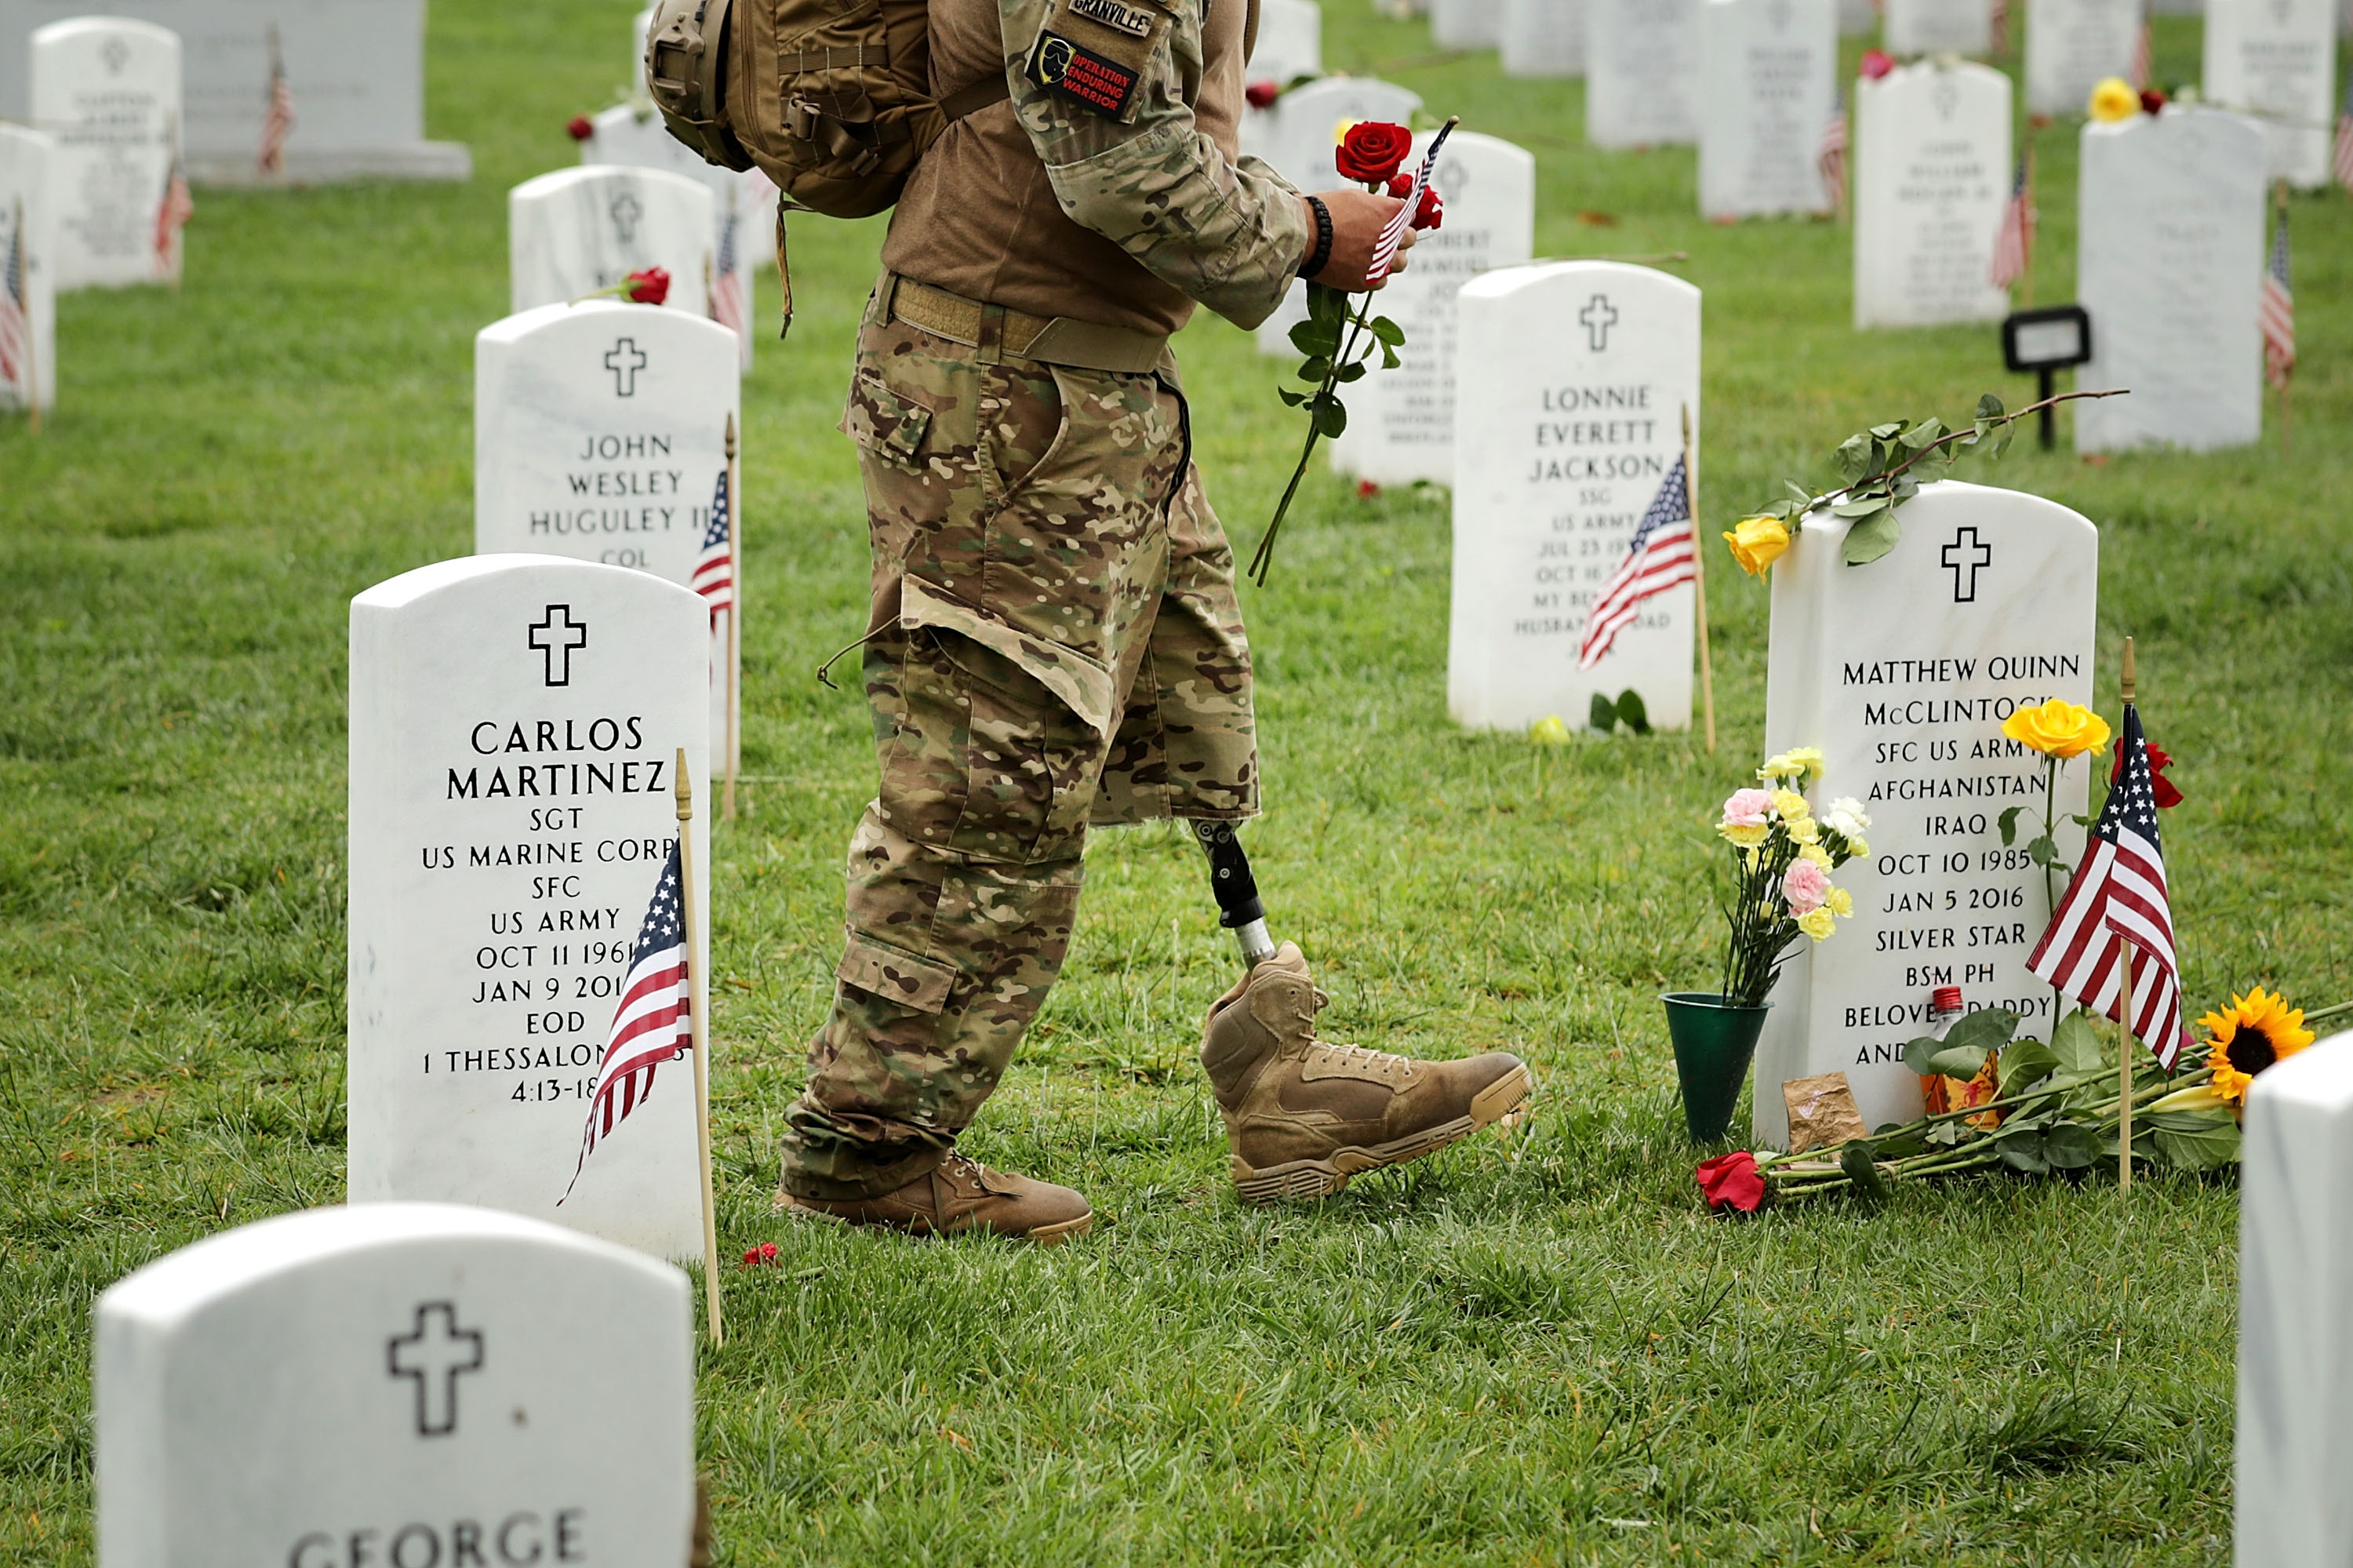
[1202, 942, 1533, 1203]
[778, 1152, 1093, 1244]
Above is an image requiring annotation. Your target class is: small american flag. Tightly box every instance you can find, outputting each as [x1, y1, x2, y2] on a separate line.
[1989, 0, 2009, 53]
[257, 28, 295, 176]
[154, 138, 193, 276]
[1817, 89, 1849, 216]
[2027, 702, 2191, 1068]
[2332, 83, 2353, 193]
[1577, 457, 1693, 669]
[0, 199, 26, 394]
[564, 842, 692, 1195]
[709, 201, 747, 342]
[2260, 207, 2293, 389]
[1368, 119, 1455, 286]
[2129, 17, 2151, 88]
[1988, 152, 2034, 290]
[692, 466, 733, 618]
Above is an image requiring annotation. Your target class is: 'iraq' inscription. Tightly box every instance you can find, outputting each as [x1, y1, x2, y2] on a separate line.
[1751, 482, 2098, 1144]
[348, 556, 708, 1262]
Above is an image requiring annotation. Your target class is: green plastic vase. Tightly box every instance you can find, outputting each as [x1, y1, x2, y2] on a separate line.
[1660, 991, 1771, 1143]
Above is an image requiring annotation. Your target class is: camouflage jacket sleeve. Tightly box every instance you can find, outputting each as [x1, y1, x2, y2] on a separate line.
[1001, 0, 1310, 329]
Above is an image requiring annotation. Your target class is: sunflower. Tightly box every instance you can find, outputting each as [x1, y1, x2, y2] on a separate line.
[2204, 988, 2316, 1108]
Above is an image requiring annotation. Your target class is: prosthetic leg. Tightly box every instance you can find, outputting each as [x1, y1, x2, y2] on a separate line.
[1190, 820, 1276, 967]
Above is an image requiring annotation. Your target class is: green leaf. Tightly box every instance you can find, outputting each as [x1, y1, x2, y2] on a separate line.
[1784, 480, 1815, 506]
[1871, 1127, 1928, 1159]
[1892, 473, 1921, 499]
[1991, 426, 2014, 460]
[1900, 417, 1947, 449]
[1276, 388, 1307, 407]
[2050, 1010, 2105, 1075]
[1925, 1042, 1993, 1079]
[1834, 433, 1873, 482]
[2042, 1120, 2103, 1169]
[1368, 315, 1406, 346]
[1289, 318, 1341, 356]
[1831, 495, 1891, 518]
[1995, 1037, 2060, 1097]
[1588, 693, 1618, 733]
[1335, 361, 1366, 383]
[1313, 398, 1348, 438]
[1297, 355, 1332, 383]
[2026, 834, 2058, 866]
[1998, 805, 2026, 846]
[1616, 689, 1650, 735]
[1306, 283, 1346, 323]
[1947, 1007, 2024, 1056]
[1379, 343, 1401, 370]
[1976, 392, 2006, 422]
[1868, 420, 1907, 440]
[1902, 1034, 1948, 1075]
[1842, 508, 1903, 566]
[1839, 1143, 1892, 1200]
[1995, 1127, 2050, 1174]
[2151, 1111, 2241, 1173]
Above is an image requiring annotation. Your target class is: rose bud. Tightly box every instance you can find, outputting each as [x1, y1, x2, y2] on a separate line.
[1245, 78, 1281, 109]
[566, 115, 595, 142]
[624, 267, 671, 305]
[1413, 187, 1442, 230]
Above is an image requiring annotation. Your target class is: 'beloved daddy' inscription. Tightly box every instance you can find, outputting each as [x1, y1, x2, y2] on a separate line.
[349, 557, 708, 1261]
[1753, 482, 2097, 1143]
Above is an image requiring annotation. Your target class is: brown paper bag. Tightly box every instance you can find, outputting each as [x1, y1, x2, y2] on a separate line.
[1783, 1072, 1867, 1155]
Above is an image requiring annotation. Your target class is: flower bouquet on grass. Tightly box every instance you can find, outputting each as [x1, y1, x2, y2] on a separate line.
[1667, 749, 1871, 1141]
[1697, 989, 2348, 1210]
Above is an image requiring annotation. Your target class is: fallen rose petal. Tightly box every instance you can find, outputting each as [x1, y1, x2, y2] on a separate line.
[1695, 1151, 1766, 1213]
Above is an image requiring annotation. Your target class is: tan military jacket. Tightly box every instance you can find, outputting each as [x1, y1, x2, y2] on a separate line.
[879, 0, 1311, 333]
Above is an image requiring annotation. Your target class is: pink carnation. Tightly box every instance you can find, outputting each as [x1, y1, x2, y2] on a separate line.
[1721, 788, 1773, 828]
[1782, 858, 1830, 915]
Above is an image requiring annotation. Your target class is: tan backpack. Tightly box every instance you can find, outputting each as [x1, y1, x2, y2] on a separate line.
[644, 0, 1009, 222]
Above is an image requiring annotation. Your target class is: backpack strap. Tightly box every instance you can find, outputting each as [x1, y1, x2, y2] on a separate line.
[939, 76, 1014, 121]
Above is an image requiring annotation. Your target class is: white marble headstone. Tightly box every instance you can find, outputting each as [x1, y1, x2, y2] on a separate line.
[582, 101, 777, 269]
[1337, 131, 1535, 486]
[29, 17, 180, 289]
[1587, 0, 1703, 146]
[1699, 0, 1838, 219]
[1435, 0, 1505, 45]
[0, 124, 57, 416]
[1853, 60, 2011, 328]
[2203, 0, 2338, 187]
[511, 165, 714, 321]
[1503, 0, 1587, 75]
[1882, 0, 1996, 53]
[1751, 482, 2097, 1144]
[631, 4, 656, 109]
[2076, 108, 2264, 454]
[1250, 76, 1424, 355]
[0, 0, 468, 183]
[1838, 0, 1878, 31]
[2025, 0, 2144, 115]
[1449, 261, 1701, 733]
[1238, 0, 1323, 162]
[348, 556, 710, 1262]
[476, 301, 743, 774]
[2236, 1034, 2353, 1568]
[96, 1202, 694, 1568]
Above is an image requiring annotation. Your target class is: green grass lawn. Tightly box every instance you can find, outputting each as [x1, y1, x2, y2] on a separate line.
[3, 2, 2348, 1561]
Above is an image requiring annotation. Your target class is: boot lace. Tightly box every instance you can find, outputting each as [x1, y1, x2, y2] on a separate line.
[1304, 1040, 1416, 1083]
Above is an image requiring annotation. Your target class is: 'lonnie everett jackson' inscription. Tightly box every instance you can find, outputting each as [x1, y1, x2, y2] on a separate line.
[1752, 482, 2097, 1145]
[348, 556, 708, 1262]
[1450, 260, 1700, 733]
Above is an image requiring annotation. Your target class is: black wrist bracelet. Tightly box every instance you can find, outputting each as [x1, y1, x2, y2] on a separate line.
[1302, 195, 1334, 279]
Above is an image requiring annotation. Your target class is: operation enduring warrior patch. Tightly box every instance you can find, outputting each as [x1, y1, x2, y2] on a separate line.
[1026, 28, 1141, 117]
[1069, 0, 1155, 34]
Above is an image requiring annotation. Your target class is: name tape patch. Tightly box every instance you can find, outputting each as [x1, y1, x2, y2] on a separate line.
[1068, 0, 1156, 35]
[1027, 30, 1140, 117]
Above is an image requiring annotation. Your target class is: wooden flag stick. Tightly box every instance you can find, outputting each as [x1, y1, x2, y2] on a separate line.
[2116, 635, 2137, 1193]
[1682, 404, 1715, 753]
[673, 748, 724, 1345]
[723, 414, 740, 823]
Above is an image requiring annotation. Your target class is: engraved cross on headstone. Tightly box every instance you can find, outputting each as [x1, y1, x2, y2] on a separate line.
[609, 191, 643, 244]
[1578, 294, 1620, 353]
[101, 36, 129, 75]
[604, 338, 649, 398]
[1940, 526, 1992, 603]
[529, 604, 590, 686]
[385, 1301, 485, 1438]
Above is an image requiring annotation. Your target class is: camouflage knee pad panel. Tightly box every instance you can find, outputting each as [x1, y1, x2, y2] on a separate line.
[778, 311, 1258, 1199]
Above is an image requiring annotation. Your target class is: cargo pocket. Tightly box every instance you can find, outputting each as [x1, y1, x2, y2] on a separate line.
[836, 930, 958, 1014]
[842, 368, 933, 469]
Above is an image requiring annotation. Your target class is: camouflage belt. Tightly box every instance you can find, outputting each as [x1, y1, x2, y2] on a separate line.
[880, 272, 1169, 374]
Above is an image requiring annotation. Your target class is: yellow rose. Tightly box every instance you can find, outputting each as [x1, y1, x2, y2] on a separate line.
[1798, 908, 1837, 940]
[2001, 699, 2111, 760]
[1529, 715, 1569, 744]
[1724, 516, 1791, 577]
[2088, 77, 2140, 122]
[1825, 886, 1853, 916]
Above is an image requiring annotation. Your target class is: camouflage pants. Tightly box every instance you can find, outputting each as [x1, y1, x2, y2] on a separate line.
[776, 292, 1258, 1200]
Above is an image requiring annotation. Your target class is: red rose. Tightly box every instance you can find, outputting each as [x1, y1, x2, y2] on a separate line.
[566, 115, 595, 142]
[1385, 173, 1412, 197]
[2112, 740, 2184, 808]
[624, 267, 671, 305]
[1356, 478, 1381, 498]
[1859, 49, 1896, 80]
[1336, 120, 1413, 185]
[2139, 88, 2167, 115]
[1246, 78, 1281, 109]
[1413, 187, 1442, 231]
[740, 1248, 758, 1268]
[758, 1241, 779, 1261]
[1695, 1151, 1766, 1213]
